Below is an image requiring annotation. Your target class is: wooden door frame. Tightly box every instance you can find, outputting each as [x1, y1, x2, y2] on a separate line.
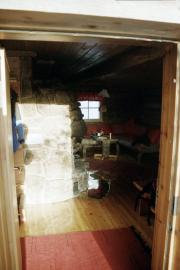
[0, 49, 22, 270]
[0, 8, 180, 41]
[152, 44, 179, 270]
[165, 44, 180, 270]
[0, 10, 180, 270]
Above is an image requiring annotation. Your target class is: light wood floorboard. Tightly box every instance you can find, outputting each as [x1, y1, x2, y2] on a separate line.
[20, 177, 154, 247]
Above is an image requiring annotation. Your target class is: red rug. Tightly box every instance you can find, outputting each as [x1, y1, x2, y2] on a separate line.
[21, 228, 150, 270]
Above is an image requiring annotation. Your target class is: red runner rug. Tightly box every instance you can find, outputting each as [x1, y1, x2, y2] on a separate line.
[21, 228, 150, 270]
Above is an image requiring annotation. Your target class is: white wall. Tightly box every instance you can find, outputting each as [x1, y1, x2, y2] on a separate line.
[0, 0, 180, 24]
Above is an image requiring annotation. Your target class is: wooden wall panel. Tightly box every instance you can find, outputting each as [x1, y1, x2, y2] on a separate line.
[152, 45, 177, 269]
[140, 89, 162, 127]
[103, 86, 162, 127]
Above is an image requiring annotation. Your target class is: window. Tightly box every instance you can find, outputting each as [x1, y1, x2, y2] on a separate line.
[79, 100, 101, 121]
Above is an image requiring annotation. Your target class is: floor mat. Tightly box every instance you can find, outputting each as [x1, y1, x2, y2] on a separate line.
[21, 227, 151, 270]
[130, 226, 152, 255]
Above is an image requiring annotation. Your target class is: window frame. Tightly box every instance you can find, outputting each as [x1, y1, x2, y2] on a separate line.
[79, 100, 102, 122]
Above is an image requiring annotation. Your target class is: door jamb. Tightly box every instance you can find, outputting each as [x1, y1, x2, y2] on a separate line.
[0, 29, 179, 270]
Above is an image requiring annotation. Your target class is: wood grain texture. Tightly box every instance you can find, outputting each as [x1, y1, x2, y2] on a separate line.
[1, 40, 130, 81]
[20, 176, 154, 247]
[84, 47, 164, 80]
[0, 111, 11, 270]
[1, 39, 164, 90]
[152, 45, 177, 270]
[0, 49, 22, 270]
[0, 7, 180, 41]
[165, 43, 180, 270]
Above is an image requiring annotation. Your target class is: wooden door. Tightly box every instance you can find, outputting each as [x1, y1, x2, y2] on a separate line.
[0, 49, 22, 270]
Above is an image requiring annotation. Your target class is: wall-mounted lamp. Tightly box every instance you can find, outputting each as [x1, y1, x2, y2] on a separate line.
[98, 89, 110, 98]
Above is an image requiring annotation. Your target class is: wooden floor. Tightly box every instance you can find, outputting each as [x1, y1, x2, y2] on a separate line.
[20, 165, 154, 247]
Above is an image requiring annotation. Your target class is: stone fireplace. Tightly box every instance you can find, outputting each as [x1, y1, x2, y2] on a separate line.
[18, 86, 87, 204]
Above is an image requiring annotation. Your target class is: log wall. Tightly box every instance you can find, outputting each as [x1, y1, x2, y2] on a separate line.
[103, 86, 162, 128]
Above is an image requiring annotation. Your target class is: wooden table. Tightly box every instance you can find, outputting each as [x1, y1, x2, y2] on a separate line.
[82, 138, 119, 159]
[102, 138, 119, 158]
[82, 138, 101, 159]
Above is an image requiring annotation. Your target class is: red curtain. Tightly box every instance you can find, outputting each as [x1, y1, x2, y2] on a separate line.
[77, 92, 103, 101]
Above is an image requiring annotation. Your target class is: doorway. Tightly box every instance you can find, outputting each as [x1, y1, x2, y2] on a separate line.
[0, 37, 177, 268]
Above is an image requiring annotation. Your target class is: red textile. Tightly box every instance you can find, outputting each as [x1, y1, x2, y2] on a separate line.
[148, 129, 160, 144]
[86, 123, 112, 137]
[21, 228, 150, 270]
[78, 92, 103, 101]
[85, 119, 147, 138]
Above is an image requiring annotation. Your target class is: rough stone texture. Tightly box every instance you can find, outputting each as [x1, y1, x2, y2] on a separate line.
[8, 56, 21, 80]
[73, 159, 88, 193]
[71, 119, 86, 138]
[19, 87, 87, 204]
[8, 56, 21, 95]
[9, 55, 87, 215]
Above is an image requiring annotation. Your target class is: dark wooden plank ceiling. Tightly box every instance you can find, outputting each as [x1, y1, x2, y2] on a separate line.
[74, 59, 162, 90]
[0, 39, 163, 89]
[0, 40, 129, 77]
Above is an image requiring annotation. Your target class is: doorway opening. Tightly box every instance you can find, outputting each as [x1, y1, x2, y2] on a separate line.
[1, 38, 165, 268]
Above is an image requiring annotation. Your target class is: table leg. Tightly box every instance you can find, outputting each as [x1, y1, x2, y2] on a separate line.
[102, 141, 110, 157]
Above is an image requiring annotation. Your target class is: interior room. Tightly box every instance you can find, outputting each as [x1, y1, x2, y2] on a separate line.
[1, 38, 164, 269]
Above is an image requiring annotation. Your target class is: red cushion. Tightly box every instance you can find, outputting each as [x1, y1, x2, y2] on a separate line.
[86, 123, 112, 137]
[148, 129, 160, 144]
[111, 124, 123, 135]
